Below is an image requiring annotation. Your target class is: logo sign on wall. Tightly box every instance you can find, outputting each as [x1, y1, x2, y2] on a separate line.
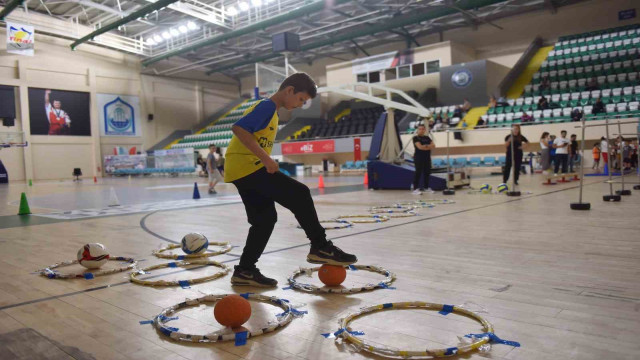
[281, 140, 335, 155]
[6, 22, 34, 56]
[97, 94, 141, 136]
[451, 69, 473, 88]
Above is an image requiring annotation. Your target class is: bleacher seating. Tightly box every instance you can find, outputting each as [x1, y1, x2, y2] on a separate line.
[298, 105, 384, 139]
[481, 24, 640, 128]
[171, 99, 261, 150]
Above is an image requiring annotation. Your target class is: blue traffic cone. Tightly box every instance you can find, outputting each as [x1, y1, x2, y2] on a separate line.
[193, 182, 201, 199]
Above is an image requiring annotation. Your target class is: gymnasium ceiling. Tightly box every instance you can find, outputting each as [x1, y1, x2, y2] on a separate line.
[0, 0, 590, 79]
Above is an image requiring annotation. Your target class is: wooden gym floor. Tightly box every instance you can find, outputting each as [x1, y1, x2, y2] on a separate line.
[0, 171, 639, 360]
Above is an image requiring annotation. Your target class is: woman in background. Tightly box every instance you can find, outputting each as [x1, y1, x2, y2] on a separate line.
[539, 132, 551, 174]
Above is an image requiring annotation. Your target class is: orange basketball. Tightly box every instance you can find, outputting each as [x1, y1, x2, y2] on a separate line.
[214, 295, 252, 328]
[318, 264, 347, 286]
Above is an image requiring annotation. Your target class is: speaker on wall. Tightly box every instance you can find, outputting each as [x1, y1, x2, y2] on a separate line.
[148, 114, 154, 121]
[1, 118, 15, 127]
[272, 32, 300, 53]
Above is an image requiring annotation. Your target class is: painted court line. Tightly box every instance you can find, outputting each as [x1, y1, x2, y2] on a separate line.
[0, 179, 602, 312]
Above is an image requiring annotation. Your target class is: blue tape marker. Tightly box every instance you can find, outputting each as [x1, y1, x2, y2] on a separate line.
[438, 304, 454, 316]
[348, 330, 365, 336]
[176, 255, 185, 260]
[382, 303, 393, 309]
[83, 273, 94, 280]
[239, 293, 252, 299]
[158, 315, 179, 322]
[168, 262, 177, 268]
[139, 320, 153, 325]
[464, 333, 521, 347]
[234, 331, 248, 346]
[178, 280, 190, 289]
[378, 282, 396, 290]
[444, 347, 458, 356]
[159, 326, 179, 337]
[282, 286, 292, 290]
[348, 265, 358, 271]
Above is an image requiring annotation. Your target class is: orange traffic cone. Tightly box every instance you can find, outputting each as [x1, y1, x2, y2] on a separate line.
[363, 171, 368, 186]
[318, 175, 325, 189]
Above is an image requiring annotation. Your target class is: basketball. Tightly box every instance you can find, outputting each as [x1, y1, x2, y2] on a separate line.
[214, 295, 252, 328]
[497, 183, 509, 193]
[318, 264, 347, 286]
[77, 243, 110, 269]
[181, 233, 209, 254]
[479, 184, 492, 194]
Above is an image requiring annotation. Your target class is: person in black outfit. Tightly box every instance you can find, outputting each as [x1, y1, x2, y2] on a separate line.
[537, 96, 549, 110]
[503, 124, 529, 185]
[592, 98, 605, 115]
[569, 134, 578, 172]
[412, 124, 436, 194]
[571, 108, 583, 122]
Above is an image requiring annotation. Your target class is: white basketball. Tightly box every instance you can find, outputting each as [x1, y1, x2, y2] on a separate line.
[77, 243, 110, 269]
[181, 233, 209, 254]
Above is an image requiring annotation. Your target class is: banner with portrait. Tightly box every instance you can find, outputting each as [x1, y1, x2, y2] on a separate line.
[97, 94, 142, 137]
[28, 88, 91, 136]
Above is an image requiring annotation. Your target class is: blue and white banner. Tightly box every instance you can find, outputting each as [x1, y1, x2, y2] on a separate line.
[97, 94, 141, 137]
[7, 22, 34, 56]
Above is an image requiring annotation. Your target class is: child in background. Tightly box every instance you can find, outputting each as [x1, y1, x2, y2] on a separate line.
[592, 143, 600, 171]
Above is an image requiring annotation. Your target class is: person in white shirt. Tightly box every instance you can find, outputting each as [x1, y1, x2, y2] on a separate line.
[553, 130, 571, 174]
[539, 132, 551, 173]
[600, 136, 609, 166]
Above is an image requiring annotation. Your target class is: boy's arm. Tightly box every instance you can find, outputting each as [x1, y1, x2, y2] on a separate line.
[232, 125, 279, 173]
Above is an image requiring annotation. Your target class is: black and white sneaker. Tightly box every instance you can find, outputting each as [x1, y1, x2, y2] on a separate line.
[230, 266, 278, 287]
[307, 241, 358, 266]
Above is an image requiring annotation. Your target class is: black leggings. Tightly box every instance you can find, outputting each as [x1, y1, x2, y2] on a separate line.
[413, 158, 431, 190]
[233, 168, 327, 269]
[555, 154, 569, 173]
[503, 152, 522, 183]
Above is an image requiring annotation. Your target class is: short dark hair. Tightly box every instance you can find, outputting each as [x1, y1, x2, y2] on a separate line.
[561, 130, 567, 134]
[278, 72, 317, 98]
[209, 144, 216, 148]
[571, 134, 576, 138]
[417, 123, 426, 128]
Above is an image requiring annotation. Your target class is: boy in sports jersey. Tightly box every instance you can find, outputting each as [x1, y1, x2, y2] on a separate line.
[44, 90, 71, 135]
[226, 73, 357, 287]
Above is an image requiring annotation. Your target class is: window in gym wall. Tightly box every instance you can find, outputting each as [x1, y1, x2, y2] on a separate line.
[398, 65, 411, 78]
[412, 63, 425, 76]
[357, 73, 368, 83]
[368, 71, 380, 83]
[426, 60, 440, 74]
[385, 68, 397, 81]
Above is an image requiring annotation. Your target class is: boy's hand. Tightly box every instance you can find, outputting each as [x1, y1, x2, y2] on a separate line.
[264, 158, 279, 174]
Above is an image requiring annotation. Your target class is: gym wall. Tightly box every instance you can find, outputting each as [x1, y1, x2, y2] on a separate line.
[0, 28, 237, 181]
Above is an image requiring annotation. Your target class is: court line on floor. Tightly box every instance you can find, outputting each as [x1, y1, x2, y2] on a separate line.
[0, 178, 611, 311]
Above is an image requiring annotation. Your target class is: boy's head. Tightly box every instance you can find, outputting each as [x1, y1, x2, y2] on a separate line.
[209, 144, 216, 151]
[561, 130, 567, 137]
[570, 134, 577, 140]
[417, 124, 426, 135]
[278, 72, 317, 110]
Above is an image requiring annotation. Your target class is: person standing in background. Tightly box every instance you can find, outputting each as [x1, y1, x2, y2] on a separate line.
[569, 134, 578, 173]
[600, 136, 609, 168]
[539, 132, 551, 174]
[592, 143, 601, 171]
[412, 124, 436, 194]
[207, 144, 223, 194]
[503, 124, 529, 185]
[553, 130, 571, 174]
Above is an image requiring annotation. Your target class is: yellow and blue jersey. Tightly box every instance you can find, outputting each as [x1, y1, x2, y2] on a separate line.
[224, 99, 279, 182]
